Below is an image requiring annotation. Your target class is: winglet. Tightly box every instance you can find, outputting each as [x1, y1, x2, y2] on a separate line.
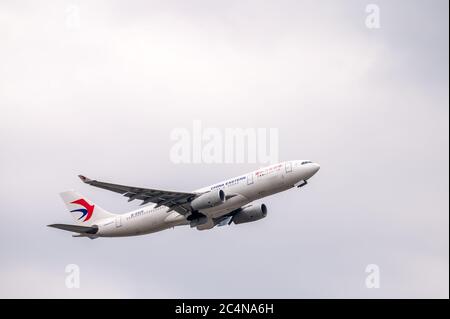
[78, 175, 93, 184]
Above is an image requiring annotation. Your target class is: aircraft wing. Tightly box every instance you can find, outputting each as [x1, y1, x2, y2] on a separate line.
[78, 175, 197, 215]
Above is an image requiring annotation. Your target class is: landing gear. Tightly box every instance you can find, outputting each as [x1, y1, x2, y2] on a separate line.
[187, 211, 208, 228]
[296, 180, 308, 188]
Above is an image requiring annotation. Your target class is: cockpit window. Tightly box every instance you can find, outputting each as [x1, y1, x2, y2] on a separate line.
[301, 161, 312, 165]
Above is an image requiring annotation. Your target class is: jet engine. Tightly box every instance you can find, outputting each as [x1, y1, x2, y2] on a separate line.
[190, 189, 225, 211]
[232, 204, 267, 224]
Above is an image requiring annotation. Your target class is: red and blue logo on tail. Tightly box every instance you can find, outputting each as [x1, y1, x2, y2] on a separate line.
[70, 199, 95, 222]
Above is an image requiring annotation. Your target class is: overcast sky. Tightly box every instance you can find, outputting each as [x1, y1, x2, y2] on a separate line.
[0, 0, 448, 298]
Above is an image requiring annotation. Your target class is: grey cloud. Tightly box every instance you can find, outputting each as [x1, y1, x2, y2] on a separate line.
[0, 0, 448, 298]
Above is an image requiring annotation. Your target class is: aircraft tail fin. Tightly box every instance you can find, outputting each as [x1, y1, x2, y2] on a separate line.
[60, 191, 116, 226]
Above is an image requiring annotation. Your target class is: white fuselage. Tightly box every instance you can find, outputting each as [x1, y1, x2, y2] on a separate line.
[95, 160, 320, 237]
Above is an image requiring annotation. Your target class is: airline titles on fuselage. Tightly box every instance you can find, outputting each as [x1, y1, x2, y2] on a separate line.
[210, 176, 246, 191]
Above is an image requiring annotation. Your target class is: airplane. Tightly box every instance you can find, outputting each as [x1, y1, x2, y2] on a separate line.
[48, 160, 320, 238]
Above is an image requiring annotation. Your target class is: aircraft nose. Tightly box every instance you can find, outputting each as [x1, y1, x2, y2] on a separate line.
[313, 163, 320, 172]
[310, 163, 320, 176]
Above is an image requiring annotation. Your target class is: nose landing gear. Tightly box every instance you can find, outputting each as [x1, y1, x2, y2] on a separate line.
[295, 180, 308, 188]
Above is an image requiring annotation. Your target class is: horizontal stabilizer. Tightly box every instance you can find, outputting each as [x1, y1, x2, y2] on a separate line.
[47, 224, 98, 234]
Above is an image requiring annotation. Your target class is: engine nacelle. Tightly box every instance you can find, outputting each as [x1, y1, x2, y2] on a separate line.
[190, 189, 225, 211]
[232, 204, 267, 224]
